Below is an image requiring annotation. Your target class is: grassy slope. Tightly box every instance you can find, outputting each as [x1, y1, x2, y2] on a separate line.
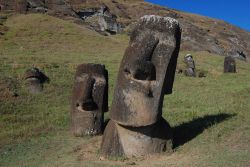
[0, 14, 249, 167]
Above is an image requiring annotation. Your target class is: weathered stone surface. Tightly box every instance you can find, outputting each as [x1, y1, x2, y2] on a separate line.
[24, 67, 49, 94]
[101, 15, 181, 157]
[184, 54, 196, 77]
[101, 118, 172, 157]
[45, 0, 76, 17]
[224, 56, 236, 73]
[109, 15, 181, 127]
[70, 63, 108, 136]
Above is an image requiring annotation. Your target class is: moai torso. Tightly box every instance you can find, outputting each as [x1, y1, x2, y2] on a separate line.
[70, 64, 108, 136]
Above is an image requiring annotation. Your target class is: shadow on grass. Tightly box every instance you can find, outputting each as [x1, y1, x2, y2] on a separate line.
[173, 113, 236, 148]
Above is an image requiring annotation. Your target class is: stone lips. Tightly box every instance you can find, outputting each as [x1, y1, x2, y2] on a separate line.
[70, 63, 108, 136]
[109, 15, 181, 127]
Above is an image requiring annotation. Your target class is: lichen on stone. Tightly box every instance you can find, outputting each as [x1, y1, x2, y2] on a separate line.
[140, 15, 179, 28]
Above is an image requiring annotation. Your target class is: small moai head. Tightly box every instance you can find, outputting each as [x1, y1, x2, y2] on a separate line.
[24, 68, 49, 93]
[224, 56, 236, 73]
[184, 54, 196, 77]
[70, 64, 108, 136]
[184, 54, 195, 69]
[109, 15, 181, 127]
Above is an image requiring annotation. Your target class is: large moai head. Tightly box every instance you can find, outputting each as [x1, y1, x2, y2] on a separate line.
[70, 64, 108, 136]
[224, 56, 236, 73]
[109, 15, 181, 127]
[24, 68, 49, 93]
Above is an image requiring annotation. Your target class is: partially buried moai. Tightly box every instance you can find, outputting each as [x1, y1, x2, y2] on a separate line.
[70, 64, 108, 137]
[101, 15, 181, 157]
[184, 54, 196, 77]
[224, 56, 236, 73]
[24, 67, 49, 94]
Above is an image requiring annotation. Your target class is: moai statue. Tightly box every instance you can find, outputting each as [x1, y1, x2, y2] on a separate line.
[224, 56, 236, 73]
[24, 67, 49, 93]
[70, 64, 108, 137]
[184, 54, 196, 77]
[101, 15, 181, 157]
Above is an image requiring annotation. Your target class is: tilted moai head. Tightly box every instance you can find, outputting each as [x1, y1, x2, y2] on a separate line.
[224, 56, 236, 73]
[24, 68, 49, 93]
[70, 64, 108, 136]
[184, 54, 195, 68]
[109, 15, 181, 127]
[101, 15, 181, 157]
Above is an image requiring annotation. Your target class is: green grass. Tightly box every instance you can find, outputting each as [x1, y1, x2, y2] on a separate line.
[0, 13, 250, 167]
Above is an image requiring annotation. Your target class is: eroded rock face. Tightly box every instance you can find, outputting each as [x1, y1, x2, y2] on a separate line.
[184, 54, 196, 77]
[101, 15, 181, 157]
[24, 68, 49, 93]
[83, 5, 121, 35]
[109, 15, 181, 127]
[224, 56, 236, 73]
[70, 64, 108, 137]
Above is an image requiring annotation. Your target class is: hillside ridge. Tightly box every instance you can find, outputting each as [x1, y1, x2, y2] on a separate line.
[0, 0, 249, 61]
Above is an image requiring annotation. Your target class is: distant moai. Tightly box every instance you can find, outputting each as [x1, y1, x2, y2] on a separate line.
[24, 67, 49, 93]
[15, 0, 27, 14]
[184, 54, 196, 77]
[70, 64, 108, 137]
[101, 15, 181, 157]
[224, 56, 236, 73]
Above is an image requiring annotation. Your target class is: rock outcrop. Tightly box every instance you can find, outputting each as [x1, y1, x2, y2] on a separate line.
[0, 0, 249, 59]
[80, 5, 122, 35]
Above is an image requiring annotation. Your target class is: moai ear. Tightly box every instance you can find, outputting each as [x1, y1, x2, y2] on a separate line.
[164, 46, 180, 94]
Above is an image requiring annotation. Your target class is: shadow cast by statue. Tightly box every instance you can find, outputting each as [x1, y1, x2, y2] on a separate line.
[173, 113, 236, 148]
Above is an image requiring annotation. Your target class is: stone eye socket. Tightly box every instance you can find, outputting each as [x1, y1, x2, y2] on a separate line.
[124, 64, 156, 81]
[76, 100, 98, 111]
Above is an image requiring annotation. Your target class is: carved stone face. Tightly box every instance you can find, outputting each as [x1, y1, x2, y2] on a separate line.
[110, 16, 181, 127]
[184, 54, 195, 69]
[70, 64, 108, 136]
[224, 56, 236, 73]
